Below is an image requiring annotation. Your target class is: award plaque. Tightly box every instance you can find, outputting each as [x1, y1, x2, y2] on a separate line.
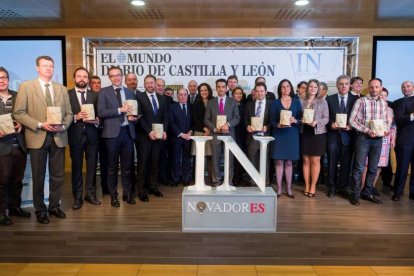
[152, 123, 164, 139]
[216, 115, 227, 129]
[369, 119, 385, 136]
[336, 113, 347, 128]
[0, 113, 15, 135]
[126, 99, 138, 116]
[46, 106, 62, 125]
[302, 108, 314, 124]
[251, 116, 263, 131]
[280, 110, 292, 126]
[81, 104, 95, 120]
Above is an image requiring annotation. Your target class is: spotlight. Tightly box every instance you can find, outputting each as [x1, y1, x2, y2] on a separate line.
[131, 0, 146, 6]
[295, 0, 309, 6]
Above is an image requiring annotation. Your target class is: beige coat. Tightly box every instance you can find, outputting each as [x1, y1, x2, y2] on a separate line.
[13, 79, 73, 149]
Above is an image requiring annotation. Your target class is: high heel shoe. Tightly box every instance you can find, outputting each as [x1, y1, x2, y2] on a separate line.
[303, 191, 309, 196]
[308, 193, 315, 197]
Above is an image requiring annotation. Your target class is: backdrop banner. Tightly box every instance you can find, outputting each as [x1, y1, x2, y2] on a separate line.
[95, 47, 346, 94]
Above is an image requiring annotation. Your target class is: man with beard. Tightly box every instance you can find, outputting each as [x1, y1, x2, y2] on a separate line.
[67, 67, 101, 210]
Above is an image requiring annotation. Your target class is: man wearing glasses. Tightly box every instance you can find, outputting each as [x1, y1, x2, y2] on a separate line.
[97, 66, 138, 207]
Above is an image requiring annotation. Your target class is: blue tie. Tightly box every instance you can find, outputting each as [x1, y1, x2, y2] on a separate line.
[151, 95, 158, 115]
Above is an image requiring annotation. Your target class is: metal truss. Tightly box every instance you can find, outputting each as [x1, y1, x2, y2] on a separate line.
[83, 37, 359, 76]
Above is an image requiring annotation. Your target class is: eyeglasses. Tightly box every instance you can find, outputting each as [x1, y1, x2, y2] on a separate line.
[109, 74, 122, 78]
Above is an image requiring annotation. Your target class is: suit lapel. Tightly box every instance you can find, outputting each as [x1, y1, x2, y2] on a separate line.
[34, 80, 47, 106]
[333, 94, 340, 112]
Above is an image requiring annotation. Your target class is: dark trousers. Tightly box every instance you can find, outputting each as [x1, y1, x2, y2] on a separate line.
[393, 142, 414, 196]
[98, 129, 109, 195]
[0, 147, 26, 213]
[158, 140, 172, 185]
[137, 139, 161, 195]
[69, 134, 98, 201]
[327, 140, 352, 193]
[29, 133, 65, 214]
[351, 134, 382, 198]
[171, 138, 191, 184]
[105, 127, 134, 197]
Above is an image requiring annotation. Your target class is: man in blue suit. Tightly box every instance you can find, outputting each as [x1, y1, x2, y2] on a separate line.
[97, 66, 138, 207]
[169, 88, 192, 187]
[326, 75, 357, 198]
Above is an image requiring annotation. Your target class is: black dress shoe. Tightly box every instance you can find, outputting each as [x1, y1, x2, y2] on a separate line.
[149, 189, 163, 197]
[126, 196, 136, 205]
[122, 194, 128, 202]
[85, 196, 101, 205]
[409, 194, 414, 200]
[327, 191, 335, 198]
[111, 196, 120, 207]
[183, 182, 190, 186]
[72, 200, 83, 210]
[9, 208, 31, 218]
[350, 197, 360, 206]
[36, 213, 49, 224]
[361, 194, 382, 204]
[138, 194, 149, 202]
[49, 208, 66, 218]
[391, 194, 400, 201]
[0, 214, 12, 226]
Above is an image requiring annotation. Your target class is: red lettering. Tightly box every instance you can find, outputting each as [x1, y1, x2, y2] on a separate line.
[258, 203, 265, 213]
[250, 203, 265, 213]
[250, 203, 258, 213]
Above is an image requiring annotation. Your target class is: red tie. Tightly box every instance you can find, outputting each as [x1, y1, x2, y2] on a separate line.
[219, 98, 224, 115]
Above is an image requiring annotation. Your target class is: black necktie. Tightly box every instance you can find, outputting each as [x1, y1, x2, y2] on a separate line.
[115, 88, 122, 108]
[182, 104, 187, 116]
[79, 91, 86, 105]
[340, 96, 346, 113]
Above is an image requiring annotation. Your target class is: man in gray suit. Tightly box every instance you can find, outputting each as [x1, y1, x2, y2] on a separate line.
[0, 67, 30, 226]
[97, 66, 138, 207]
[204, 78, 240, 185]
[14, 56, 73, 224]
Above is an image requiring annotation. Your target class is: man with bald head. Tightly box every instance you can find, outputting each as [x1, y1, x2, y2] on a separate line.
[392, 80, 414, 201]
[187, 80, 199, 104]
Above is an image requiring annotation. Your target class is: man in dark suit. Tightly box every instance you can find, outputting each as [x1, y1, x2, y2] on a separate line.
[204, 78, 240, 185]
[97, 66, 138, 207]
[392, 81, 414, 201]
[125, 73, 142, 94]
[0, 67, 30, 226]
[169, 88, 192, 186]
[245, 82, 271, 172]
[326, 75, 357, 198]
[136, 74, 168, 202]
[67, 67, 101, 210]
[187, 80, 199, 105]
[14, 55, 73, 224]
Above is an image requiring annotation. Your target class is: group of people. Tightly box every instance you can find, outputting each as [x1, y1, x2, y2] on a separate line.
[1, 55, 414, 226]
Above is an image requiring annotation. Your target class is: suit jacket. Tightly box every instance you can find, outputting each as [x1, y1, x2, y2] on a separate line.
[13, 79, 73, 149]
[191, 100, 207, 132]
[326, 93, 357, 146]
[169, 102, 192, 139]
[394, 96, 414, 145]
[204, 96, 240, 138]
[97, 86, 136, 139]
[67, 88, 99, 146]
[299, 97, 329, 135]
[188, 93, 200, 105]
[136, 91, 169, 142]
[244, 99, 272, 146]
[0, 90, 27, 155]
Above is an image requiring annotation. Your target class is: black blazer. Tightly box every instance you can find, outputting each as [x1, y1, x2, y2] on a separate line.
[187, 93, 200, 105]
[0, 90, 27, 156]
[169, 102, 192, 139]
[191, 100, 207, 132]
[67, 89, 99, 146]
[394, 96, 414, 145]
[244, 99, 272, 146]
[136, 91, 169, 141]
[326, 93, 357, 146]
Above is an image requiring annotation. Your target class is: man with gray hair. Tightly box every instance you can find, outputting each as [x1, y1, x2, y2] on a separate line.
[326, 75, 357, 198]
